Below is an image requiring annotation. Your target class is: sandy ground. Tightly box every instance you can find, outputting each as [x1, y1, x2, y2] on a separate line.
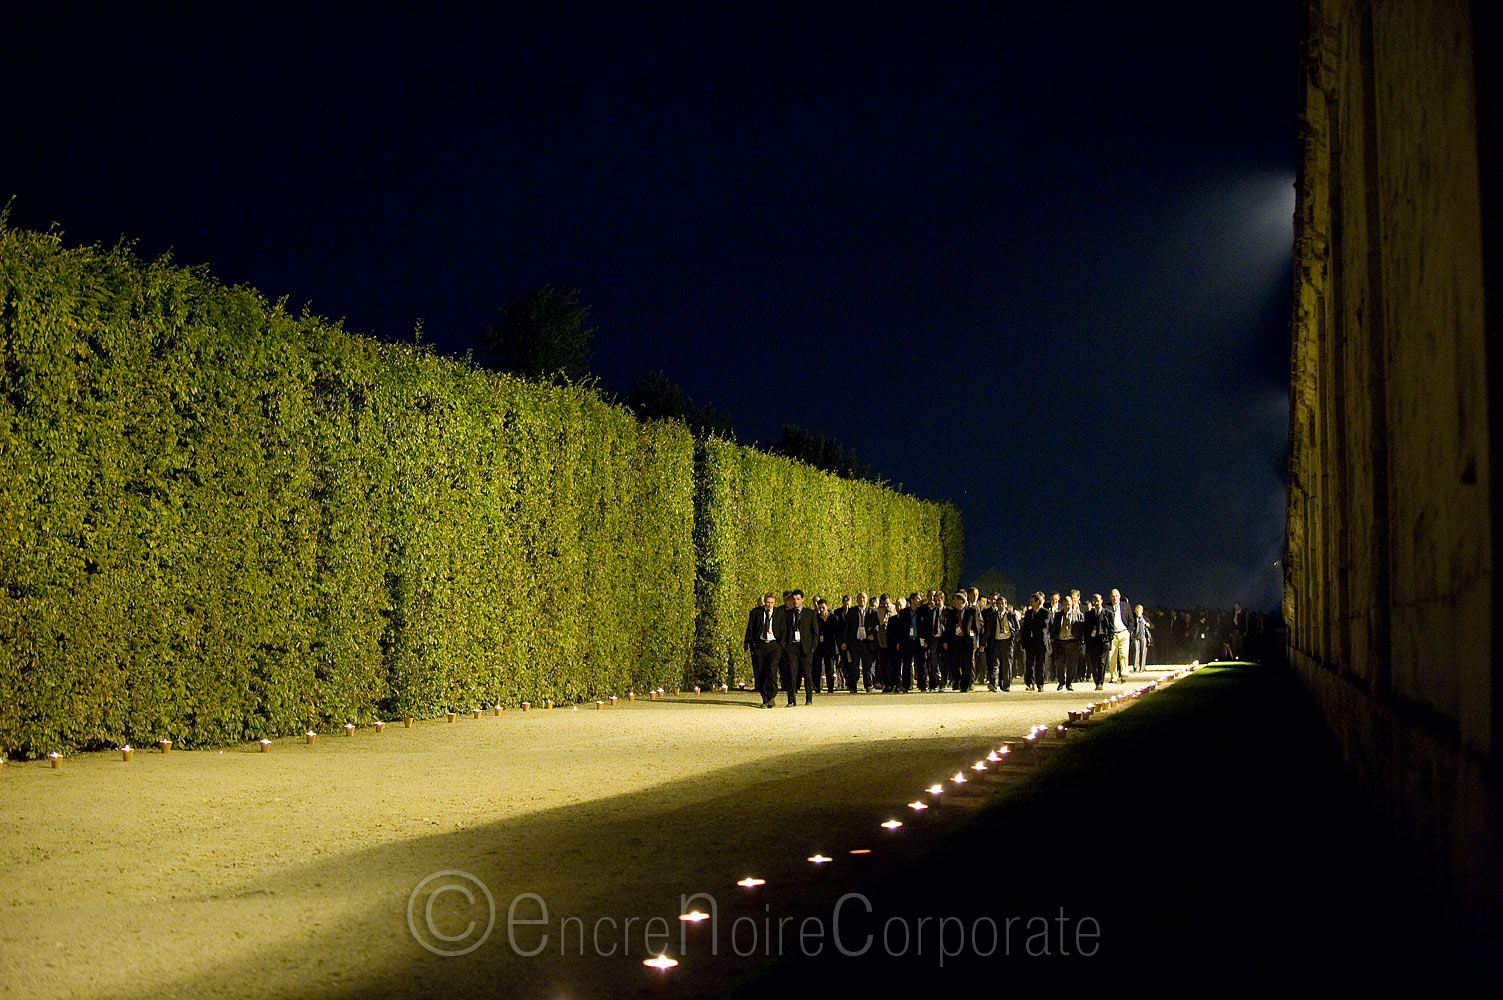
[0, 670, 1181, 999]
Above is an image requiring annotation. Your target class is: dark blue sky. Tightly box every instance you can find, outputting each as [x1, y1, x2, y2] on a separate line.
[4, 2, 1300, 610]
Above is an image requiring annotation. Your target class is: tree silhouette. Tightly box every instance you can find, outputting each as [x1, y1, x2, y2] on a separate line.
[480, 284, 596, 382]
[769, 423, 877, 482]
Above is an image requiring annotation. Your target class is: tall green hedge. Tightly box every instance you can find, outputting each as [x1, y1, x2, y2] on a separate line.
[0, 224, 958, 757]
[0, 226, 696, 756]
[691, 438, 961, 685]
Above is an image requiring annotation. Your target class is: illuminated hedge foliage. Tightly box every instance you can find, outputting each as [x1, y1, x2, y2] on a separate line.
[691, 438, 961, 685]
[0, 224, 958, 756]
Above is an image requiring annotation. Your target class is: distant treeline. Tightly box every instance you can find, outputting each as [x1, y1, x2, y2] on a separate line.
[0, 224, 961, 757]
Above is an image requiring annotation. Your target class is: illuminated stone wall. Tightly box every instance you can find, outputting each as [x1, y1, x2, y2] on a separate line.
[1286, 0, 1499, 934]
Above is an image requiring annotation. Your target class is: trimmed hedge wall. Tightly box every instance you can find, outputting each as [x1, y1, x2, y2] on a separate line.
[0, 224, 958, 757]
[691, 437, 961, 685]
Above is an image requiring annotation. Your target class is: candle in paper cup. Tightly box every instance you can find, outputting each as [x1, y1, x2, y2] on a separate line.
[596, 701, 603, 710]
[544, 699, 553, 710]
[522, 702, 530, 712]
[472, 708, 482, 719]
[405, 717, 414, 728]
[374, 721, 385, 733]
[627, 692, 635, 702]
[259, 739, 271, 752]
[158, 739, 172, 755]
[493, 704, 503, 716]
[344, 723, 355, 736]
[50, 752, 62, 769]
[446, 712, 457, 723]
[609, 696, 617, 705]
[121, 745, 133, 762]
[305, 731, 317, 745]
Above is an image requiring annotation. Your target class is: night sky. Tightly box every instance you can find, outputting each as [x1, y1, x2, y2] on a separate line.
[4, 3, 1300, 612]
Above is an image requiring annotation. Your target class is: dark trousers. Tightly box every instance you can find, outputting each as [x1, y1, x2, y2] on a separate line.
[814, 646, 839, 693]
[846, 639, 876, 692]
[1023, 642, 1046, 689]
[896, 640, 917, 691]
[986, 639, 1014, 690]
[1085, 640, 1108, 686]
[751, 641, 781, 704]
[877, 645, 897, 688]
[1053, 639, 1082, 688]
[945, 638, 975, 691]
[925, 641, 945, 689]
[784, 648, 815, 703]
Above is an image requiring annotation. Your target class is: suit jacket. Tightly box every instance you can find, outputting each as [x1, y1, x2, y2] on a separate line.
[917, 602, 944, 642]
[1050, 606, 1084, 642]
[843, 606, 879, 646]
[1106, 600, 1137, 635]
[982, 607, 1019, 645]
[1082, 606, 1112, 646]
[777, 606, 819, 656]
[744, 605, 778, 650]
[1021, 607, 1048, 649]
[893, 606, 920, 648]
[941, 605, 980, 644]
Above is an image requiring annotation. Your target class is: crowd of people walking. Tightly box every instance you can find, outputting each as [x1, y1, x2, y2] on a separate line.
[742, 586, 1167, 707]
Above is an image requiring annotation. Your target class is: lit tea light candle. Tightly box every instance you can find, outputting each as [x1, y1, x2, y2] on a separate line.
[375, 721, 385, 733]
[951, 772, 967, 784]
[609, 696, 617, 705]
[50, 752, 61, 769]
[628, 692, 635, 701]
[472, 708, 482, 719]
[881, 820, 903, 830]
[908, 801, 928, 810]
[522, 702, 531, 712]
[306, 731, 317, 745]
[596, 701, 604, 710]
[121, 745, 133, 762]
[719, 684, 729, 692]
[677, 911, 710, 923]
[158, 739, 172, 755]
[494, 704, 503, 716]
[643, 954, 678, 970]
[998, 745, 1012, 755]
[545, 700, 554, 709]
[736, 877, 765, 888]
[849, 848, 872, 854]
[972, 761, 987, 771]
[570, 705, 578, 712]
[986, 751, 1001, 762]
[345, 723, 356, 736]
[807, 854, 832, 864]
[693, 686, 700, 694]
[927, 784, 944, 795]
[259, 739, 271, 752]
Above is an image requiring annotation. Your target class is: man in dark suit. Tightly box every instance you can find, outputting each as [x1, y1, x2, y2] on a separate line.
[841, 591, 879, 693]
[830, 595, 852, 691]
[1050, 592, 1083, 691]
[922, 588, 947, 690]
[894, 591, 923, 692]
[778, 589, 820, 705]
[1083, 592, 1112, 689]
[1020, 591, 1048, 691]
[743, 592, 782, 708]
[983, 594, 1019, 691]
[940, 591, 981, 692]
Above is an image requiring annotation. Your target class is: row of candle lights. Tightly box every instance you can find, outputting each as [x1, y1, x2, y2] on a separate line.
[646, 662, 1203, 974]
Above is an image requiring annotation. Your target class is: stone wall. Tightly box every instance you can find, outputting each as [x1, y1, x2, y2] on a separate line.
[1286, 0, 1499, 935]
